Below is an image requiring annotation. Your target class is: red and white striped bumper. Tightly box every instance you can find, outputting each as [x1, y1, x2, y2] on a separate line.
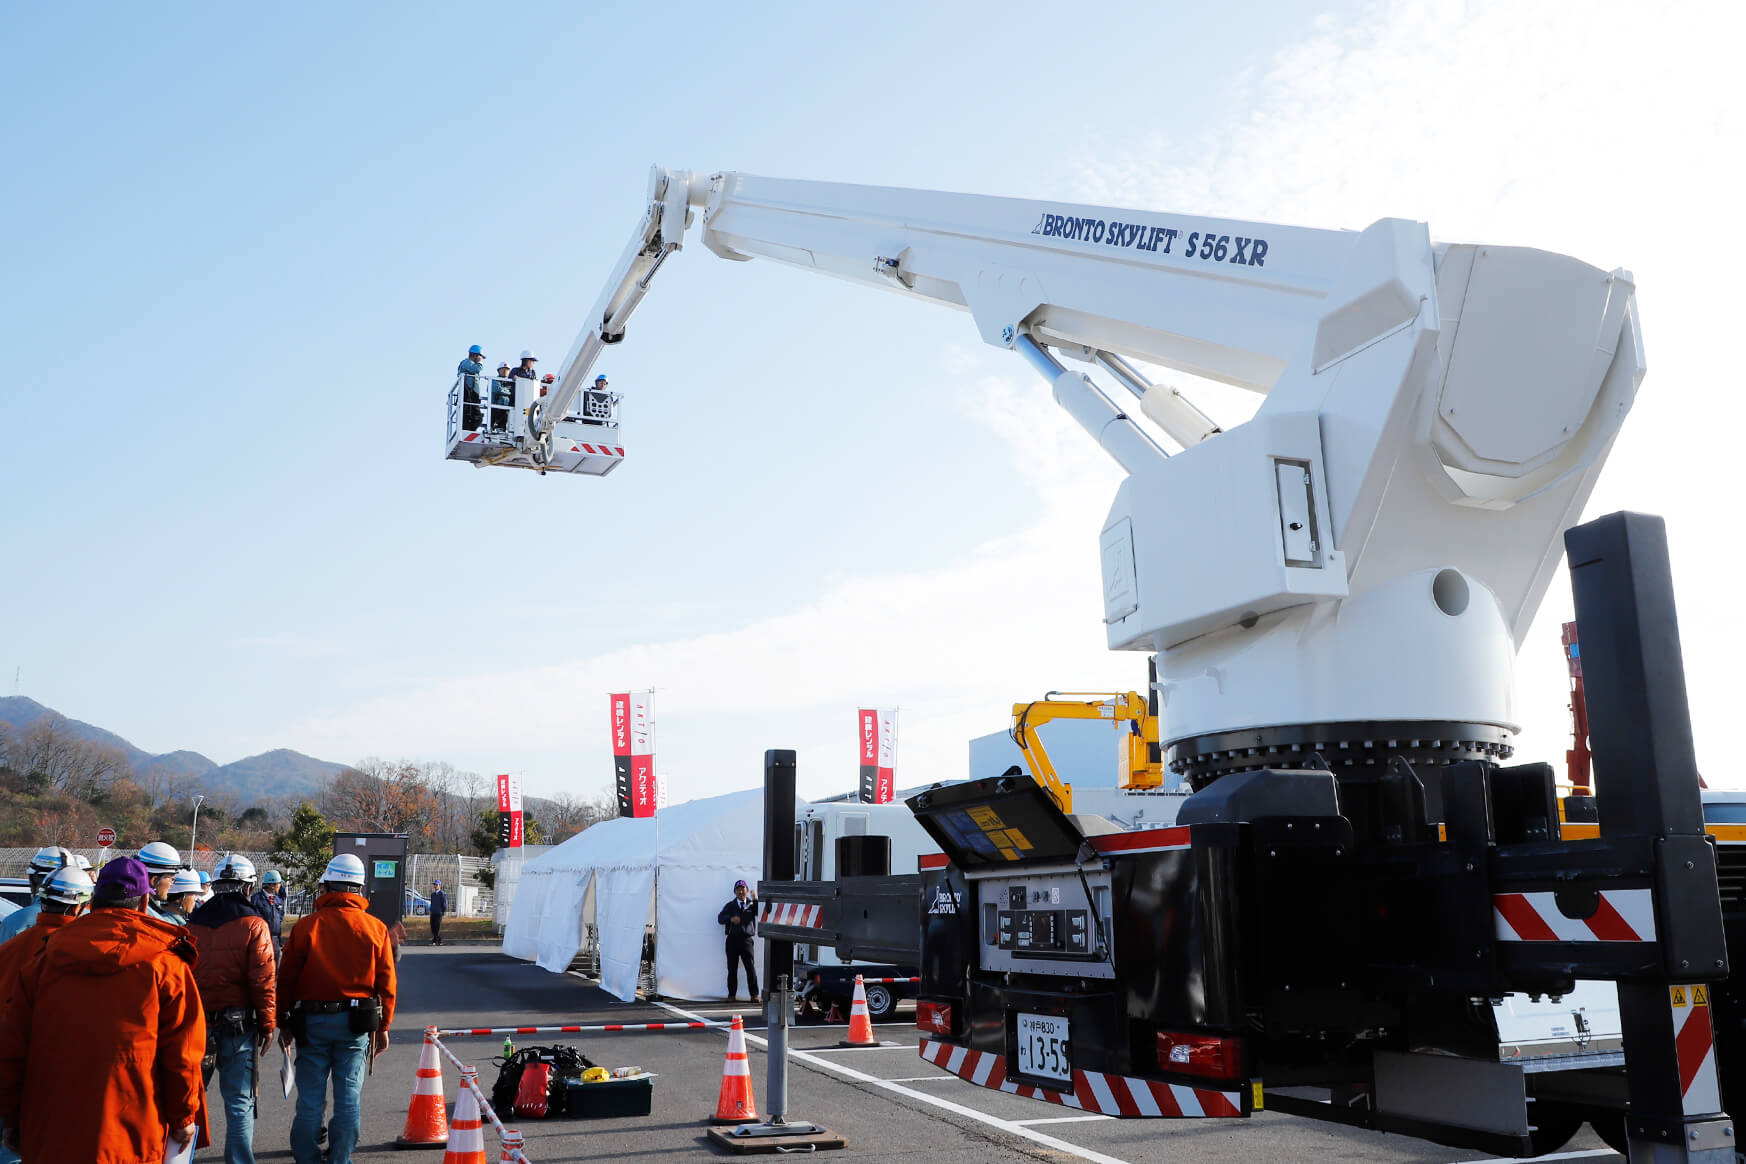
[1671, 985, 1722, 1117]
[918, 1038, 1245, 1118]
[1492, 889, 1656, 943]
[758, 902, 823, 929]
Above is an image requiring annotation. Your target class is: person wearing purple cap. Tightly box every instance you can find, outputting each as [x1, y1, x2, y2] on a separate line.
[0, 857, 210, 1161]
[716, 878, 760, 1002]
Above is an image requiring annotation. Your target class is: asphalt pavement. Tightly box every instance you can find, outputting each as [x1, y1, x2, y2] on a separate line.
[239, 946, 1625, 1162]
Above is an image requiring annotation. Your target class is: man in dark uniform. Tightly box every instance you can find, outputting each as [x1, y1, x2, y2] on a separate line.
[716, 879, 759, 1002]
[428, 880, 448, 946]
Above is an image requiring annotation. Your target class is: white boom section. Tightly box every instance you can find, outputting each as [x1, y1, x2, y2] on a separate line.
[527, 166, 1644, 755]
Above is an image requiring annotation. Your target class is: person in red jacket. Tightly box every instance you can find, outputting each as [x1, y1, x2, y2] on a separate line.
[277, 853, 397, 1164]
[0, 857, 209, 1162]
[189, 853, 276, 1164]
[0, 865, 92, 1164]
[0, 866, 92, 1009]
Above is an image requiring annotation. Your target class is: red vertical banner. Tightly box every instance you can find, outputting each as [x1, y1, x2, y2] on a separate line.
[857, 708, 897, 803]
[495, 773, 524, 847]
[629, 690, 657, 818]
[611, 693, 633, 817]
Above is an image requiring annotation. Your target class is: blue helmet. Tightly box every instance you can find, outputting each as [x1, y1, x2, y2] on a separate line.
[468, 344, 483, 356]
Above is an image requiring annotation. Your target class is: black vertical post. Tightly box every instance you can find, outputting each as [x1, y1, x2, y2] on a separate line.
[1566, 513, 1729, 1155]
[763, 749, 797, 1000]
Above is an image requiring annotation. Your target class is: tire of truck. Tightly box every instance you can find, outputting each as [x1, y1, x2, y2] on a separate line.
[864, 983, 896, 1020]
[1526, 1102, 1584, 1157]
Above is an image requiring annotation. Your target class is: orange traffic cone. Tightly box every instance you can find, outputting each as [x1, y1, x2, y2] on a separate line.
[396, 1026, 451, 1148]
[838, 975, 877, 1047]
[497, 1129, 524, 1161]
[709, 1014, 759, 1124]
[442, 1065, 488, 1164]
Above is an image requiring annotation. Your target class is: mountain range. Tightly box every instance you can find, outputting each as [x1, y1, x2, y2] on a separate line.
[0, 696, 345, 804]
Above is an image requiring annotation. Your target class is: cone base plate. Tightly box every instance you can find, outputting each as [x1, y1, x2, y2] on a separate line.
[393, 1134, 450, 1149]
[709, 1112, 762, 1126]
[836, 1039, 903, 1048]
[707, 1123, 846, 1153]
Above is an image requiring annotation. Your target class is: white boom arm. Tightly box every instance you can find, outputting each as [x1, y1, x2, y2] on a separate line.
[531, 165, 1644, 774]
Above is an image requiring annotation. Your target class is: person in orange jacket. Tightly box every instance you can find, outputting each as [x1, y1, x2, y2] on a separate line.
[0, 865, 93, 1164]
[0, 856, 209, 1161]
[0, 866, 93, 1008]
[277, 853, 396, 1164]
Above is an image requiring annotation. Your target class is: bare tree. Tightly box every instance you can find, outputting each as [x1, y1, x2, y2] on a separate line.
[10, 717, 130, 800]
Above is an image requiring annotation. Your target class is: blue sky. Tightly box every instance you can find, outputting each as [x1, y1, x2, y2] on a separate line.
[4, 1, 1738, 804]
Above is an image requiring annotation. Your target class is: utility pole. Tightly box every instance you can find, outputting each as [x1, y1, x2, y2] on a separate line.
[190, 793, 206, 855]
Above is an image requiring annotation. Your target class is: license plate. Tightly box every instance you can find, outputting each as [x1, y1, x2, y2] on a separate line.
[1015, 1012, 1072, 1084]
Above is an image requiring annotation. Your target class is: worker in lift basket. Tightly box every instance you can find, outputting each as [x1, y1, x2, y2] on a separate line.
[718, 879, 760, 1003]
[458, 345, 486, 433]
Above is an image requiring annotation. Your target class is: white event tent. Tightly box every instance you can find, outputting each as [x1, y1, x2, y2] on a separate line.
[503, 788, 802, 1001]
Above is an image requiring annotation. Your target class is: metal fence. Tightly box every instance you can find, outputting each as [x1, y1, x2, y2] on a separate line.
[0, 848, 278, 877]
[0, 848, 495, 917]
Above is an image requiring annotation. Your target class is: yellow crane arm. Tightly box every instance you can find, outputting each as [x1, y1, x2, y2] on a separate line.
[1009, 691, 1163, 815]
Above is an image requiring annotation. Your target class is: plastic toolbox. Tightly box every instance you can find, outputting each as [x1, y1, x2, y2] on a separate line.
[561, 1074, 655, 1119]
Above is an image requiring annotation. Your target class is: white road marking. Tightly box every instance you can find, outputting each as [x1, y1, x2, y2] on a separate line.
[880, 1075, 961, 1083]
[1444, 1151, 1616, 1163]
[1012, 1115, 1114, 1126]
[653, 999, 1131, 1164]
[796, 1043, 912, 1051]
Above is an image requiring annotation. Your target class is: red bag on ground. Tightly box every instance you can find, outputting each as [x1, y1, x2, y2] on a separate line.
[515, 1062, 552, 1118]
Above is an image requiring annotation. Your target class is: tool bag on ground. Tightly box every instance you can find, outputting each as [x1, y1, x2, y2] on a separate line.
[492, 1044, 654, 1119]
[493, 1046, 594, 1118]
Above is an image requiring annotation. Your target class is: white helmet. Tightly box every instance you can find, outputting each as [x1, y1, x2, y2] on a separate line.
[520, 349, 536, 361]
[214, 853, 257, 889]
[321, 853, 367, 887]
[41, 866, 94, 907]
[74, 855, 92, 872]
[137, 841, 183, 873]
[28, 846, 74, 876]
[169, 870, 204, 896]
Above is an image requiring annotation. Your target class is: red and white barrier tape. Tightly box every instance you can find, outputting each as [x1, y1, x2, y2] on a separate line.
[860, 977, 920, 984]
[435, 1020, 727, 1037]
[428, 1033, 533, 1163]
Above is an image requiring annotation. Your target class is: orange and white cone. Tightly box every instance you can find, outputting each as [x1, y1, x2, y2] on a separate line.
[497, 1129, 525, 1161]
[442, 1065, 488, 1164]
[838, 974, 877, 1047]
[710, 1014, 759, 1124]
[396, 1026, 451, 1148]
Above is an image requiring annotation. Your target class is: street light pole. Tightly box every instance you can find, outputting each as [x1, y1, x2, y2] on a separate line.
[190, 794, 206, 856]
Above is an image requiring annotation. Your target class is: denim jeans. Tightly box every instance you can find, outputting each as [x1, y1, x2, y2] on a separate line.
[291, 1012, 369, 1164]
[213, 1026, 259, 1164]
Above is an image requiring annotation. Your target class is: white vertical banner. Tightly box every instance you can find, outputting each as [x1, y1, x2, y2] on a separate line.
[629, 690, 658, 817]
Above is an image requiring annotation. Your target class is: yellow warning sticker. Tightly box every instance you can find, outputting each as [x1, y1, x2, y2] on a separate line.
[998, 847, 1020, 862]
[1002, 828, 1034, 851]
[1252, 1081, 1264, 1111]
[968, 806, 1006, 830]
[1694, 984, 1710, 1006]
[1671, 986, 1689, 1007]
